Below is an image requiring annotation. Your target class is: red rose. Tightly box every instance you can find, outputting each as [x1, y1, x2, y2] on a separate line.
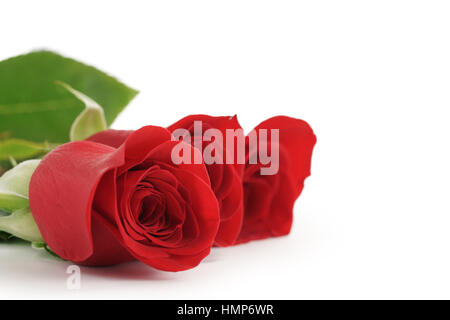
[167, 115, 244, 247]
[236, 116, 316, 244]
[29, 126, 220, 271]
[86, 115, 244, 247]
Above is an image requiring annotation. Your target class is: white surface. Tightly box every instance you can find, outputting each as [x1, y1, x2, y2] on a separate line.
[1, 0, 450, 299]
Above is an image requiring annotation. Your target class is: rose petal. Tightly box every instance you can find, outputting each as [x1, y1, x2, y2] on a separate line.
[250, 116, 316, 194]
[237, 116, 316, 243]
[29, 141, 125, 262]
[168, 115, 245, 247]
[87, 129, 133, 148]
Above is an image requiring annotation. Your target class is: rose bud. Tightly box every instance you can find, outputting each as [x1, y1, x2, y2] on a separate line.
[168, 115, 244, 247]
[29, 126, 220, 271]
[236, 116, 316, 244]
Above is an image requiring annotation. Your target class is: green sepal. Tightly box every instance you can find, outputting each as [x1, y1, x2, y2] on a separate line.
[0, 160, 40, 211]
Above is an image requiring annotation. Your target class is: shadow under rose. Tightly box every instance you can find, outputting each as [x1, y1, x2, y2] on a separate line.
[79, 261, 175, 281]
[0, 238, 176, 281]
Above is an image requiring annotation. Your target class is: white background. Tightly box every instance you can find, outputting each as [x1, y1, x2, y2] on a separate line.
[1, 0, 450, 299]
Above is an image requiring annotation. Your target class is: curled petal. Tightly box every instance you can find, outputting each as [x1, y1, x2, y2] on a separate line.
[237, 116, 316, 244]
[29, 141, 125, 262]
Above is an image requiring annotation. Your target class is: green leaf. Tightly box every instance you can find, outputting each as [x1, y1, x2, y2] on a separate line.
[0, 50, 138, 143]
[0, 138, 52, 162]
[0, 159, 40, 211]
[0, 207, 43, 242]
[56, 81, 107, 141]
[31, 241, 46, 248]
